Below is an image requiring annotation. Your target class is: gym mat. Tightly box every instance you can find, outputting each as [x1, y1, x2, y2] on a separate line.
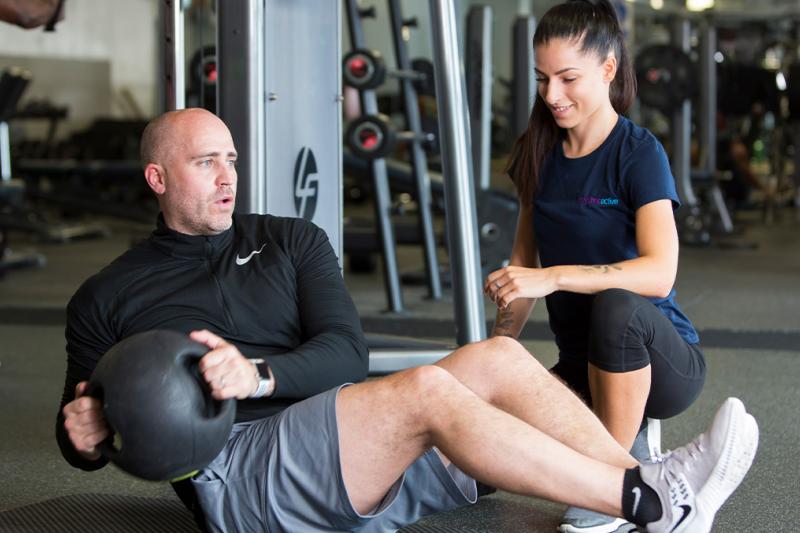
[0, 494, 198, 533]
[400, 526, 484, 533]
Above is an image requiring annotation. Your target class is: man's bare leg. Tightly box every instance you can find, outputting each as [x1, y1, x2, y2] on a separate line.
[434, 337, 635, 468]
[337, 365, 628, 517]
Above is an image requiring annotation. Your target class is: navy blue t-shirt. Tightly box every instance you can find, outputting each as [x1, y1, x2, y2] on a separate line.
[533, 115, 699, 361]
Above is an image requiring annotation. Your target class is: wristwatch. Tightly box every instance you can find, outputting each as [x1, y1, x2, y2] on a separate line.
[248, 358, 273, 398]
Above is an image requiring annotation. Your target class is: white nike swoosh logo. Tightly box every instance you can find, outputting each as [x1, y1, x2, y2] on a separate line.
[235, 244, 267, 266]
[631, 486, 642, 517]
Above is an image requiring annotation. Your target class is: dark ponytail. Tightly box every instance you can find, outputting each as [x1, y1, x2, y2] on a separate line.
[506, 0, 636, 207]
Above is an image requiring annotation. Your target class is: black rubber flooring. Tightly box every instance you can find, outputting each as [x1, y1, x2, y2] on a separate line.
[0, 494, 197, 533]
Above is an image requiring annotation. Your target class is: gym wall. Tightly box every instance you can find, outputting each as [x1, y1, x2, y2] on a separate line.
[0, 0, 159, 132]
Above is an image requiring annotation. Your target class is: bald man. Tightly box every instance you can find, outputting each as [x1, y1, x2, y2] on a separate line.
[58, 109, 758, 533]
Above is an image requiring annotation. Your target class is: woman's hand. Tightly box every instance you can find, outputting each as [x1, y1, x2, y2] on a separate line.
[484, 266, 559, 308]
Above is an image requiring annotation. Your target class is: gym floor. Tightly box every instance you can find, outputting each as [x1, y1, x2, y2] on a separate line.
[0, 206, 798, 532]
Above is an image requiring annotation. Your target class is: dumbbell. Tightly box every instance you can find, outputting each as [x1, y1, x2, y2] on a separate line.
[345, 114, 435, 160]
[343, 48, 428, 91]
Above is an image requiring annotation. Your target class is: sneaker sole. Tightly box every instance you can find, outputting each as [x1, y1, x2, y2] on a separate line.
[688, 398, 759, 532]
[557, 517, 634, 533]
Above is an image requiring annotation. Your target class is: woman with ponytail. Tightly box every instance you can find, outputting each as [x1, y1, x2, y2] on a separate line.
[483, 1, 705, 531]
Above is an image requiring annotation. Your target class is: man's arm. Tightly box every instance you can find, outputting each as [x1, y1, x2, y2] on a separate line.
[265, 220, 369, 398]
[55, 292, 114, 470]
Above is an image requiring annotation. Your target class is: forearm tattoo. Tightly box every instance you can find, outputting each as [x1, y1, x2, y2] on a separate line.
[493, 308, 517, 338]
[578, 264, 622, 274]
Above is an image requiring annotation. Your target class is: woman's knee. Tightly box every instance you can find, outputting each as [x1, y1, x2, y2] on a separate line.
[589, 289, 652, 372]
[591, 289, 644, 328]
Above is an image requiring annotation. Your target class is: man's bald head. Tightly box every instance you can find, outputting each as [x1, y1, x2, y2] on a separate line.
[139, 108, 226, 169]
[140, 108, 238, 235]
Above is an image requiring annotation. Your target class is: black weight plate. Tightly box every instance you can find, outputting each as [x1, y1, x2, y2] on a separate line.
[636, 44, 695, 113]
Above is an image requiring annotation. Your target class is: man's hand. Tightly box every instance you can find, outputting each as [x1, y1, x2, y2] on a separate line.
[191, 329, 259, 400]
[62, 381, 109, 461]
[483, 266, 558, 309]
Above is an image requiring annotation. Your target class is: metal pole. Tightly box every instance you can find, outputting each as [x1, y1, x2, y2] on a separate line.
[345, 0, 405, 313]
[699, 22, 716, 174]
[0, 122, 10, 182]
[512, 16, 536, 138]
[699, 21, 733, 233]
[671, 17, 697, 207]
[428, 0, 486, 344]
[466, 5, 493, 192]
[387, 0, 442, 301]
[218, 0, 266, 215]
[163, 0, 186, 111]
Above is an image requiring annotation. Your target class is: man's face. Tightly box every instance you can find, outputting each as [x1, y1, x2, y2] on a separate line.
[154, 111, 238, 235]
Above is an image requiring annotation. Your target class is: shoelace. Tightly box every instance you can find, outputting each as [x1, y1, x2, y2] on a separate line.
[658, 436, 707, 482]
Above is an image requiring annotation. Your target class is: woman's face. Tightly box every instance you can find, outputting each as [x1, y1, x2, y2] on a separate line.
[534, 37, 616, 131]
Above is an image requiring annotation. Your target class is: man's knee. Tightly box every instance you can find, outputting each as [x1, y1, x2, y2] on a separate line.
[464, 336, 550, 397]
[469, 335, 537, 365]
[399, 364, 463, 406]
[485, 336, 547, 373]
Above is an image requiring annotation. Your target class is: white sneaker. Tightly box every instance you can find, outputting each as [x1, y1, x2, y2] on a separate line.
[639, 397, 759, 533]
[557, 506, 636, 533]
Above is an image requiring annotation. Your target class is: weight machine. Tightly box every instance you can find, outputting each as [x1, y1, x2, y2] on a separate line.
[162, 0, 486, 372]
[636, 17, 738, 246]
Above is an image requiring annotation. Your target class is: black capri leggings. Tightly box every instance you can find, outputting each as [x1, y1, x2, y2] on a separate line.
[551, 288, 706, 420]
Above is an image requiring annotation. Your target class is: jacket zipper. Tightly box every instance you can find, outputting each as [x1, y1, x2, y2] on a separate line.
[205, 240, 237, 332]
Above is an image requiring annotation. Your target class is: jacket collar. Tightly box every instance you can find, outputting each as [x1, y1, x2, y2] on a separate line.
[150, 213, 234, 259]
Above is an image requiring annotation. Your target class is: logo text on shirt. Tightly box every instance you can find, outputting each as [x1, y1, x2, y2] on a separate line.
[577, 196, 619, 206]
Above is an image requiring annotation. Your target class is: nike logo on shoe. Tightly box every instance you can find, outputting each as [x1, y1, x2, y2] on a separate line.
[632, 487, 642, 517]
[236, 244, 267, 265]
[670, 504, 692, 531]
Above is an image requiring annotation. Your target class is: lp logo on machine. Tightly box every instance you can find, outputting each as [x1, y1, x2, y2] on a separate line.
[293, 147, 318, 220]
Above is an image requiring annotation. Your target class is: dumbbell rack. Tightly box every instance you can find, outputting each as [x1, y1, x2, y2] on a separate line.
[344, 1, 489, 341]
[386, 0, 442, 301]
[344, 0, 406, 312]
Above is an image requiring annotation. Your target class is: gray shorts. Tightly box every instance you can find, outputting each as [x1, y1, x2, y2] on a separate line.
[191, 385, 477, 532]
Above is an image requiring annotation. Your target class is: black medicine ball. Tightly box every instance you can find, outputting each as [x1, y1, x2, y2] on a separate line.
[89, 330, 236, 481]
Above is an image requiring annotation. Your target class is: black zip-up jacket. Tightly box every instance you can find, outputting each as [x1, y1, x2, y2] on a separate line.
[56, 213, 369, 471]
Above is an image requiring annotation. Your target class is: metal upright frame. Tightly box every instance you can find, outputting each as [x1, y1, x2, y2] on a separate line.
[0, 122, 10, 182]
[671, 17, 698, 208]
[345, 0, 405, 313]
[512, 16, 536, 138]
[387, 0, 442, 301]
[698, 22, 734, 233]
[429, 0, 486, 344]
[466, 5, 493, 192]
[217, 0, 266, 216]
[163, 0, 185, 111]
